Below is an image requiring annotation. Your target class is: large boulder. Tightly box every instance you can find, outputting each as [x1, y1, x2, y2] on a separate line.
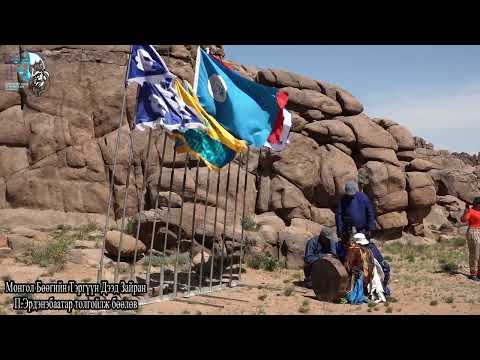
[406, 172, 434, 190]
[278, 229, 312, 269]
[373, 190, 408, 215]
[376, 211, 408, 230]
[430, 168, 480, 204]
[105, 230, 146, 259]
[290, 218, 323, 236]
[407, 159, 440, 172]
[341, 115, 398, 151]
[361, 161, 406, 200]
[272, 133, 322, 197]
[409, 186, 437, 208]
[303, 120, 356, 146]
[0, 146, 29, 178]
[256, 69, 322, 91]
[336, 89, 364, 115]
[254, 212, 286, 234]
[0, 106, 29, 146]
[270, 175, 311, 220]
[281, 87, 343, 116]
[310, 207, 336, 226]
[359, 147, 400, 166]
[314, 144, 358, 208]
[387, 125, 415, 151]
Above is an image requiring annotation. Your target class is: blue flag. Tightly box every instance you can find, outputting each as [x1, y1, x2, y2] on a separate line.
[196, 48, 287, 149]
[128, 45, 174, 87]
[135, 82, 205, 132]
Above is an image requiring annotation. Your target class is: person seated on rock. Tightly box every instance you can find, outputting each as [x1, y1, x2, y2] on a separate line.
[303, 227, 338, 289]
[461, 197, 480, 281]
[351, 233, 391, 297]
[336, 181, 376, 240]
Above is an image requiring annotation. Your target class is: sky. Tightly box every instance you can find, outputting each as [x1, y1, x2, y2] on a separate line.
[224, 45, 480, 154]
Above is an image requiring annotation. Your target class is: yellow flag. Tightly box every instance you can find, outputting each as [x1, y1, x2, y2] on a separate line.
[174, 79, 248, 154]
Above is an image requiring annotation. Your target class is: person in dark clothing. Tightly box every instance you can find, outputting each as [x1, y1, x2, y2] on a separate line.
[303, 228, 338, 289]
[353, 233, 391, 297]
[336, 181, 376, 240]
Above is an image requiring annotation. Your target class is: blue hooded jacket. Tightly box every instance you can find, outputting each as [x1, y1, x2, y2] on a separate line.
[336, 192, 376, 235]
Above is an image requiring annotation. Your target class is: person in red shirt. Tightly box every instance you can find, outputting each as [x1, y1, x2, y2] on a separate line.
[461, 197, 480, 281]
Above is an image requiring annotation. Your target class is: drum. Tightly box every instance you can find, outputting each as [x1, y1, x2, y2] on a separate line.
[311, 256, 350, 302]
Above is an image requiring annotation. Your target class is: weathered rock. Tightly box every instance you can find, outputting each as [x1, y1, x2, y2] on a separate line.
[359, 147, 400, 166]
[290, 218, 322, 236]
[303, 120, 356, 146]
[301, 110, 325, 122]
[430, 168, 480, 204]
[257, 225, 279, 246]
[149, 191, 183, 209]
[437, 195, 465, 213]
[406, 172, 434, 190]
[0, 146, 29, 178]
[397, 151, 417, 162]
[341, 115, 398, 151]
[270, 175, 311, 217]
[281, 87, 343, 115]
[291, 113, 308, 132]
[279, 229, 311, 269]
[376, 211, 408, 230]
[372, 118, 398, 129]
[272, 133, 322, 196]
[0, 106, 29, 146]
[105, 230, 146, 259]
[7, 235, 35, 251]
[256, 69, 322, 91]
[374, 190, 408, 215]
[407, 159, 440, 172]
[409, 186, 437, 208]
[336, 89, 364, 115]
[315, 144, 358, 208]
[0, 208, 112, 230]
[254, 212, 286, 234]
[332, 143, 352, 155]
[361, 161, 406, 200]
[387, 125, 415, 151]
[310, 207, 336, 226]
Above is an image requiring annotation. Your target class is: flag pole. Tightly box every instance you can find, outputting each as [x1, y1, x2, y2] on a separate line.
[238, 147, 250, 281]
[209, 170, 222, 291]
[97, 45, 133, 283]
[113, 132, 135, 283]
[228, 154, 242, 286]
[130, 127, 153, 281]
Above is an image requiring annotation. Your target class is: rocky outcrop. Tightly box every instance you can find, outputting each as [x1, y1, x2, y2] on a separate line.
[0, 44, 477, 263]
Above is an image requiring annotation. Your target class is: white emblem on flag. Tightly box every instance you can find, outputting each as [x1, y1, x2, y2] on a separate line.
[135, 49, 156, 72]
[208, 74, 227, 102]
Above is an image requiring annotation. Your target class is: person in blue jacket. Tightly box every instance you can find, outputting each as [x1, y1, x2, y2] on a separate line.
[303, 227, 340, 289]
[336, 181, 377, 240]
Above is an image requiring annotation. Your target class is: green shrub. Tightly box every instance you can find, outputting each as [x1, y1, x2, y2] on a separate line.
[258, 294, 267, 301]
[368, 302, 377, 308]
[241, 216, 258, 232]
[246, 254, 283, 272]
[298, 300, 310, 314]
[25, 236, 74, 271]
[444, 296, 454, 304]
[385, 306, 393, 313]
[125, 218, 136, 236]
[449, 237, 465, 248]
[283, 286, 294, 297]
[430, 300, 438, 306]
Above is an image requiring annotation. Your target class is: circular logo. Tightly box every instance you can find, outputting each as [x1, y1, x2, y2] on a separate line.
[17, 51, 50, 96]
[207, 74, 227, 102]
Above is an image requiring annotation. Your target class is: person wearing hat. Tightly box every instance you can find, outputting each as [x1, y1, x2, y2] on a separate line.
[461, 196, 480, 281]
[350, 233, 391, 296]
[303, 227, 339, 289]
[336, 180, 376, 241]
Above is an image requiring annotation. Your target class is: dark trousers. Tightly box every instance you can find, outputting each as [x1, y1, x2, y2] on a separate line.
[304, 263, 313, 283]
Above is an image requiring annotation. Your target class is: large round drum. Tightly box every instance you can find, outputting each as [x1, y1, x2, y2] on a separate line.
[311, 256, 350, 302]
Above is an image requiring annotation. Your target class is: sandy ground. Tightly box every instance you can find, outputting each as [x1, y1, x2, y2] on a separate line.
[1, 230, 480, 315]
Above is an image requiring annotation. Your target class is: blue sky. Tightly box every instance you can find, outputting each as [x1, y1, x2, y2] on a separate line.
[224, 45, 479, 154]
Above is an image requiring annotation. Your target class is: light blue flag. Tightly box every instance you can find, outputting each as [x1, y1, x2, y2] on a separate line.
[196, 48, 285, 149]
